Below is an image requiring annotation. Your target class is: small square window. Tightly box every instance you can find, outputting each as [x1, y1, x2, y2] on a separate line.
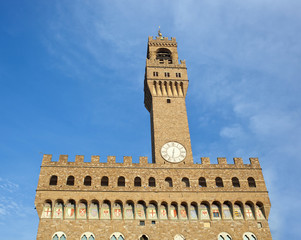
[139, 220, 145, 226]
[167, 99, 171, 103]
[153, 72, 158, 77]
[176, 73, 181, 78]
[164, 72, 170, 77]
[151, 221, 156, 224]
[168, 60, 172, 64]
[257, 222, 262, 228]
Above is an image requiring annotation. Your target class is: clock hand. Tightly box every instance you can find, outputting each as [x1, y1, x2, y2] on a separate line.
[172, 148, 175, 157]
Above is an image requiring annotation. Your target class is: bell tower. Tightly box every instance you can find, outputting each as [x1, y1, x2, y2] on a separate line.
[144, 30, 193, 164]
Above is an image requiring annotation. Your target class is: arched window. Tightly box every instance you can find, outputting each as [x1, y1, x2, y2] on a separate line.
[66, 176, 74, 186]
[84, 176, 92, 186]
[139, 235, 149, 240]
[81, 232, 95, 240]
[134, 177, 141, 187]
[156, 48, 172, 60]
[218, 232, 232, 240]
[232, 177, 240, 187]
[52, 231, 66, 240]
[118, 176, 125, 187]
[110, 232, 124, 240]
[149, 177, 156, 187]
[248, 177, 256, 187]
[215, 177, 224, 187]
[165, 177, 173, 187]
[49, 175, 58, 185]
[199, 177, 207, 187]
[101, 176, 109, 186]
[243, 232, 257, 240]
[181, 177, 190, 187]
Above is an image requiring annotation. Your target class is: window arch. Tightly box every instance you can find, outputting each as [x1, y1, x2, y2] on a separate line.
[53, 200, 64, 219]
[159, 202, 168, 219]
[218, 232, 232, 240]
[245, 202, 255, 219]
[243, 232, 257, 240]
[136, 201, 146, 219]
[156, 48, 172, 60]
[170, 202, 178, 219]
[81, 232, 95, 240]
[199, 177, 207, 187]
[112, 201, 123, 219]
[100, 200, 111, 219]
[118, 176, 125, 187]
[165, 177, 173, 187]
[78, 200, 87, 219]
[49, 175, 58, 185]
[212, 202, 221, 220]
[222, 202, 232, 219]
[65, 199, 75, 219]
[52, 231, 66, 240]
[139, 235, 149, 240]
[41, 200, 52, 218]
[149, 177, 156, 187]
[134, 177, 141, 187]
[200, 202, 210, 220]
[89, 200, 99, 219]
[190, 202, 198, 220]
[256, 202, 265, 219]
[147, 202, 158, 219]
[110, 232, 124, 240]
[124, 201, 134, 219]
[84, 176, 92, 186]
[232, 177, 240, 187]
[233, 202, 244, 219]
[215, 177, 224, 187]
[181, 177, 190, 187]
[248, 177, 256, 187]
[66, 176, 74, 186]
[101, 176, 109, 186]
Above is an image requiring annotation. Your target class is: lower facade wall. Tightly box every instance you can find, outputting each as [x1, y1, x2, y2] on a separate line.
[37, 219, 272, 240]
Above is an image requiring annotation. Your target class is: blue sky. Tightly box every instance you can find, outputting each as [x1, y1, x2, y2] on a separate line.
[0, 1, 300, 239]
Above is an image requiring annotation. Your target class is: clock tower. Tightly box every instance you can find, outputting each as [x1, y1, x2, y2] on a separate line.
[144, 30, 193, 164]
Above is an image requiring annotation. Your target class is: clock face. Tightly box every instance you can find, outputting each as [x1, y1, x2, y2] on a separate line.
[161, 142, 186, 163]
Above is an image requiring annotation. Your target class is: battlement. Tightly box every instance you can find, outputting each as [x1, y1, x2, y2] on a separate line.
[148, 36, 176, 42]
[41, 154, 261, 168]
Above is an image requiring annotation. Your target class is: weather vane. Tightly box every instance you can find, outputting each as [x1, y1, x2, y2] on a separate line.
[158, 26, 163, 39]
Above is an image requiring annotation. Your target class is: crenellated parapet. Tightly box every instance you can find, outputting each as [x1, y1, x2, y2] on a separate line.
[41, 154, 261, 169]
